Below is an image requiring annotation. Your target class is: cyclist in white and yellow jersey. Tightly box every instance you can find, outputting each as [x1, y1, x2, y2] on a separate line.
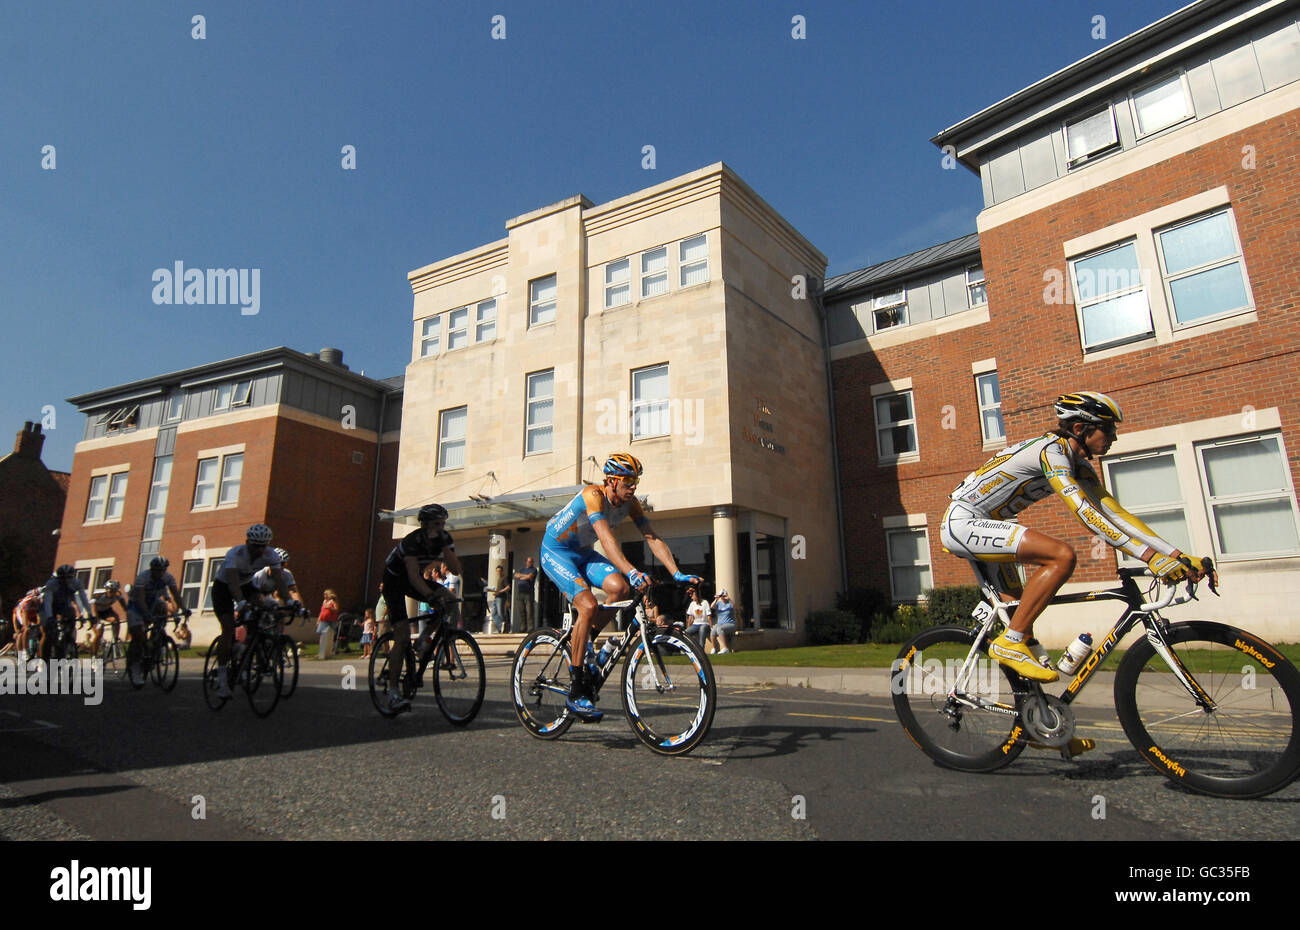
[941, 391, 1213, 682]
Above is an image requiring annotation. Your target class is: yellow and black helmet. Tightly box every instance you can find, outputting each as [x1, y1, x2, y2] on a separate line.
[1055, 391, 1123, 426]
[603, 452, 643, 479]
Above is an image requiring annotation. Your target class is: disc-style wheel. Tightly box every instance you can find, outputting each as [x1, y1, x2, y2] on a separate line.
[891, 625, 1026, 773]
[433, 630, 485, 726]
[1115, 621, 1300, 799]
[511, 629, 574, 740]
[621, 628, 716, 756]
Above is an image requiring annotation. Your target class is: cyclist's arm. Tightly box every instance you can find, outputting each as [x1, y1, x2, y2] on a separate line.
[403, 555, 439, 602]
[1040, 438, 1162, 562]
[41, 587, 53, 622]
[75, 583, 92, 617]
[585, 487, 642, 579]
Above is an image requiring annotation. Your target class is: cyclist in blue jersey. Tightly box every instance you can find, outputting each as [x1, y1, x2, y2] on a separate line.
[541, 453, 701, 722]
[40, 565, 91, 662]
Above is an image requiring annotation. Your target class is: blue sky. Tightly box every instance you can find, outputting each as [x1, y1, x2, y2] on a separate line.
[2, 0, 1188, 472]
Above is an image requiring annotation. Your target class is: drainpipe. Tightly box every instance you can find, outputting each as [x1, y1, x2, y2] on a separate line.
[813, 280, 849, 593]
[363, 388, 390, 602]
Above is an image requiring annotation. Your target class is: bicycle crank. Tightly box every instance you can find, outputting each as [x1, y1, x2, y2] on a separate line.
[1021, 693, 1076, 748]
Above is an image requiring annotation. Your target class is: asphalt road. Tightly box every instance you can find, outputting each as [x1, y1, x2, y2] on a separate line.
[2, 657, 1297, 841]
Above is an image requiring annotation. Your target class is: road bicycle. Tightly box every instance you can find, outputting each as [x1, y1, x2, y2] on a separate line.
[892, 560, 1300, 799]
[511, 582, 716, 756]
[203, 604, 295, 717]
[368, 603, 485, 725]
[94, 618, 128, 680]
[128, 612, 182, 692]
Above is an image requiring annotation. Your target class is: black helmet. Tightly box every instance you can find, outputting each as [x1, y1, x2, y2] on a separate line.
[149, 556, 170, 571]
[56, 564, 75, 579]
[418, 503, 448, 524]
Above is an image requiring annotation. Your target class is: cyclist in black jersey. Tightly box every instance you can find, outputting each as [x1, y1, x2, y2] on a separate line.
[379, 503, 462, 714]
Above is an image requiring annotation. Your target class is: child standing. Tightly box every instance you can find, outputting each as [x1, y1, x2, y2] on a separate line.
[361, 607, 377, 658]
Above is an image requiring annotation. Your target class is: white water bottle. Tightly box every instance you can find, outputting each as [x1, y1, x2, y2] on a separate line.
[1056, 633, 1093, 675]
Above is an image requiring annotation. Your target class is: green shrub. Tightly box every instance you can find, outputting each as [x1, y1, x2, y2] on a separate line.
[836, 587, 891, 640]
[869, 603, 931, 643]
[806, 609, 863, 645]
[922, 585, 983, 626]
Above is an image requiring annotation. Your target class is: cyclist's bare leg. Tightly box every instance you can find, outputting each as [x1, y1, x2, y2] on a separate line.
[388, 617, 410, 689]
[568, 574, 632, 669]
[1005, 530, 1076, 636]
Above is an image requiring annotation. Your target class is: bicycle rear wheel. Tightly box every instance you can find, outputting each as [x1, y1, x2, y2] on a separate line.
[278, 635, 300, 699]
[152, 636, 179, 692]
[511, 629, 574, 739]
[621, 628, 716, 756]
[891, 624, 1026, 773]
[243, 635, 283, 718]
[202, 637, 229, 710]
[432, 630, 485, 726]
[1115, 621, 1300, 799]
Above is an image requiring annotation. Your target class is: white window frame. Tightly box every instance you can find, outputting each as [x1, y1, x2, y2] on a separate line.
[193, 456, 219, 509]
[1195, 433, 1300, 561]
[106, 405, 140, 432]
[1129, 72, 1194, 138]
[640, 246, 669, 300]
[218, 452, 243, 506]
[193, 448, 243, 511]
[1101, 447, 1191, 567]
[180, 559, 205, 611]
[142, 455, 173, 542]
[873, 388, 918, 465]
[420, 317, 440, 357]
[974, 372, 1005, 445]
[438, 406, 467, 472]
[885, 525, 933, 603]
[1153, 208, 1254, 330]
[529, 275, 557, 327]
[525, 369, 554, 456]
[631, 363, 671, 441]
[84, 467, 128, 524]
[966, 265, 987, 308]
[166, 393, 185, 422]
[1064, 105, 1119, 167]
[201, 556, 224, 612]
[872, 288, 908, 332]
[1069, 239, 1153, 351]
[447, 307, 469, 350]
[678, 233, 709, 288]
[605, 258, 631, 309]
[475, 298, 497, 343]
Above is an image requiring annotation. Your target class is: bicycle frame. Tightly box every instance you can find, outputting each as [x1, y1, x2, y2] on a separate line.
[550, 585, 681, 696]
[938, 567, 1214, 714]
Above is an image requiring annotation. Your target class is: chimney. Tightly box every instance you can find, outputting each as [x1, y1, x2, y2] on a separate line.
[14, 421, 44, 459]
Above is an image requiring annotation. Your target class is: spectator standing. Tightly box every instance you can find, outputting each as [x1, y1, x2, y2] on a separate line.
[710, 589, 737, 654]
[490, 565, 510, 633]
[361, 608, 377, 659]
[684, 587, 711, 650]
[441, 563, 463, 630]
[375, 582, 391, 638]
[317, 589, 340, 659]
[513, 556, 537, 632]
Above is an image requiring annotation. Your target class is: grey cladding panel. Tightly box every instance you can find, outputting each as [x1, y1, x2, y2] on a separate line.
[942, 273, 969, 317]
[827, 300, 867, 345]
[155, 427, 177, 457]
[926, 279, 948, 319]
[1187, 61, 1222, 116]
[1211, 42, 1264, 108]
[1019, 132, 1059, 192]
[907, 280, 932, 324]
[1256, 20, 1300, 90]
[988, 148, 1025, 202]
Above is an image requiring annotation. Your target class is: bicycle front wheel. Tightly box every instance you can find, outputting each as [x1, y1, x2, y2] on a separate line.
[891, 625, 1026, 773]
[432, 630, 485, 726]
[152, 636, 179, 692]
[1115, 621, 1300, 799]
[621, 628, 716, 756]
[511, 629, 574, 740]
[202, 637, 229, 710]
[100, 639, 126, 679]
[278, 635, 300, 699]
[243, 636, 283, 718]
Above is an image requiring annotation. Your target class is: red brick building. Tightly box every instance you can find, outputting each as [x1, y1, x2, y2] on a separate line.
[57, 347, 402, 641]
[829, 0, 1300, 644]
[0, 422, 70, 609]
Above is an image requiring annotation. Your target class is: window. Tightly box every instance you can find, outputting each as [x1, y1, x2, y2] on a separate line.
[218, 453, 243, 506]
[605, 259, 631, 309]
[874, 391, 917, 462]
[438, 406, 467, 471]
[1065, 107, 1118, 166]
[106, 405, 139, 432]
[75, 568, 92, 591]
[1130, 73, 1193, 136]
[631, 364, 670, 440]
[1155, 210, 1250, 326]
[475, 299, 497, 343]
[525, 370, 554, 455]
[679, 234, 708, 287]
[142, 456, 173, 541]
[975, 373, 1004, 444]
[872, 288, 907, 331]
[200, 556, 224, 611]
[194, 457, 218, 508]
[447, 307, 469, 350]
[232, 380, 252, 406]
[93, 566, 114, 592]
[887, 528, 933, 601]
[85, 475, 108, 521]
[214, 380, 251, 411]
[86, 470, 129, 522]
[967, 265, 987, 307]
[641, 247, 668, 299]
[181, 559, 205, 610]
[1102, 449, 1192, 565]
[1070, 241, 1153, 350]
[530, 275, 557, 326]
[1197, 434, 1300, 558]
[420, 317, 440, 357]
[166, 393, 185, 421]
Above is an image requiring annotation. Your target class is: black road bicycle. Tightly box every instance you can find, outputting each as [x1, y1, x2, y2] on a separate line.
[368, 604, 486, 725]
[129, 612, 182, 692]
[203, 604, 295, 717]
[892, 560, 1300, 799]
[511, 582, 716, 756]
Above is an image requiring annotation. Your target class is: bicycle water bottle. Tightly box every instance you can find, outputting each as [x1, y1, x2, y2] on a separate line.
[597, 636, 620, 667]
[1056, 633, 1093, 675]
[585, 641, 600, 678]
